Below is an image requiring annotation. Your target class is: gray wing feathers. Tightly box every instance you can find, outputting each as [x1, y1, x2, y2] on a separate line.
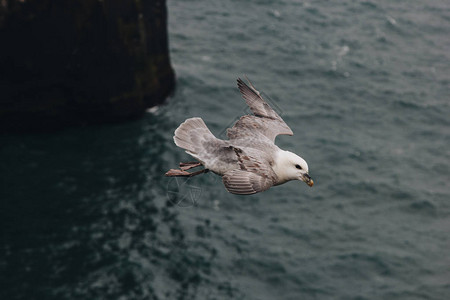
[231, 78, 293, 142]
[221, 146, 277, 195]
[222, 169, 274, 195]
[227, 115, 292, 142]
[237, 78, 280, 119]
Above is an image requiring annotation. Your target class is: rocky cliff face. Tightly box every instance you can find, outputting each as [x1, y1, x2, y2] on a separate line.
[0, 0, 175, 132]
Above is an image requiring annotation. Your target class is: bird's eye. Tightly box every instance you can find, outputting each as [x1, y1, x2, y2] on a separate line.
[295, 164, 302, 170]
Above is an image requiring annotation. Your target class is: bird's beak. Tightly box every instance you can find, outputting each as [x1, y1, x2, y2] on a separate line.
[302, 173, 314, 187]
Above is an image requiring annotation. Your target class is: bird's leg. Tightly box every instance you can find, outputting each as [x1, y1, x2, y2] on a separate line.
[165, 168, 208, 177]
[165, 169, 191, 177]
[179, 161, 202, 171]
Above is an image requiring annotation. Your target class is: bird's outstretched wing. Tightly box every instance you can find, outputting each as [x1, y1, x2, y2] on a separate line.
[227, 78, 293, 142]
[222, 146, 277, 195]
[222, 169, 275, 195]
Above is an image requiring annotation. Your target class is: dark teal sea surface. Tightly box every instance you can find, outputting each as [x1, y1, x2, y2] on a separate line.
[1, 0, 450, 299]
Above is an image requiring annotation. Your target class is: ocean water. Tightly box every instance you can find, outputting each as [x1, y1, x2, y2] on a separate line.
[1, 0, 450, 299]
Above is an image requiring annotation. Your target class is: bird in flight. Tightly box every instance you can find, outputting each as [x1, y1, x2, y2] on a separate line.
[165, 77, 313, 195]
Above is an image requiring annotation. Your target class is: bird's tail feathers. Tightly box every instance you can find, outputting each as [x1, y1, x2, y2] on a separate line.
[174, 117, 216, 157]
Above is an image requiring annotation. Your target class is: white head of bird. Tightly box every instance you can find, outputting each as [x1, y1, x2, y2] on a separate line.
[272, 150, 314, 187]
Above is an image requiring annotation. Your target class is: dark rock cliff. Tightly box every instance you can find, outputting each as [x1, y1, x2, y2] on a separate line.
[0, 0, 175, 132]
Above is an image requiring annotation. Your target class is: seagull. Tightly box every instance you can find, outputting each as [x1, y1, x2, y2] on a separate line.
[165, 77, 313, 195]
